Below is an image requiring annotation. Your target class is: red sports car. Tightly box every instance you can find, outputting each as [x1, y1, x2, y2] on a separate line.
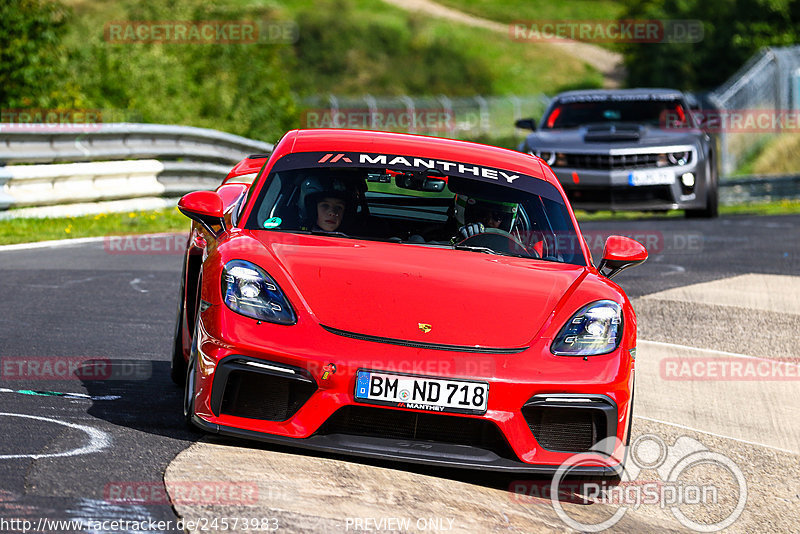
[172, 129, 647, 475]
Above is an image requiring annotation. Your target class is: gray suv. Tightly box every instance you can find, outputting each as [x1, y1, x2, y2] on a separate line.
[516, 88, 718, 218]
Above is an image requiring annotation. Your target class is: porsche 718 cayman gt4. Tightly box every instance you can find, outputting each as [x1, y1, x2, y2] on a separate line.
[172, 128, 647, 475]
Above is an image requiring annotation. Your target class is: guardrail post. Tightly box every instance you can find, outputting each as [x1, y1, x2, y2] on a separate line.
[0, 168, 14, 210]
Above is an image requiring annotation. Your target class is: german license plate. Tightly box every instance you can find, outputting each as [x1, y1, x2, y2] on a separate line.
[354, 370, 488, 415]
[628, 169, 675, 186]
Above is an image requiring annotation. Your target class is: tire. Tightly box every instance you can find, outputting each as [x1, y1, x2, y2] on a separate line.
[685, 157, 718, 218]
[183, 319, 201, 430]
[170, 253, 190, 385]
[170, 298, 187, 385]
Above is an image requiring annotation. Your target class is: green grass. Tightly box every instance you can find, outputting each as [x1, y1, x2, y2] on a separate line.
[57, 0, 604, 146]
[437, 0, 624, 23]
[0, 208, 189, 245]
[2, 201, 798, 247]
[436, 0, 625, 51]
[573, 199, 800, 222]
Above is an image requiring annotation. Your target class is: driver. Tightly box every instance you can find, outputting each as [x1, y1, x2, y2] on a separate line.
[453, 194, 519, 241]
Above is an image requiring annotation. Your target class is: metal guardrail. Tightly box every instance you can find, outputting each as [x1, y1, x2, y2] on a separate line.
[0, 123, 272, 164]
[0, 122, 796, 217]
[0, 123, 272, 214]
[720, 174, 800, 204]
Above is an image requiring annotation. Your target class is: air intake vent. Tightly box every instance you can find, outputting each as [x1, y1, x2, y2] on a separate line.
[521, 394, 617, 453]
[317, 405, 517, 460]
[218, 368, 316, 421]
[523, 407, 603, 452]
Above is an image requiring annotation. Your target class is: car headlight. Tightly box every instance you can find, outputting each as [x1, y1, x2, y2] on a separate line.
[551, 300, 622, 356]
[536, 150, 557, 166]
[667, 151, 691, 166]
[221, 259, 296, 325]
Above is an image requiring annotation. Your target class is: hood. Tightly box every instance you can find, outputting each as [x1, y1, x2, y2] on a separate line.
[526, 125, 702, 151]
[247, 233, 585, 349]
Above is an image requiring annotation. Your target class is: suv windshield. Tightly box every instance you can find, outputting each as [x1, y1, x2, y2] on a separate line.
[543, 97, 689, 129]
[244, 152, 586, 266]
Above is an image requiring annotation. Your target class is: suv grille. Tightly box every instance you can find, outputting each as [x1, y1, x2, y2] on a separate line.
[561, 152, 663, 171]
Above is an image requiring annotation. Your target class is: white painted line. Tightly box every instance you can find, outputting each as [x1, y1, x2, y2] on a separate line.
[129, 278, 148, 293]
[635, 415, 798, 455]
[0, 413, 111, 460]
[0, 236, 106, 252]
[0, 231, 188, 252]
[639, 339, 778, 363]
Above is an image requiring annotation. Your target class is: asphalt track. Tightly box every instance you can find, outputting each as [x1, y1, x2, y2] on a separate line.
[0, 213, 798, 533]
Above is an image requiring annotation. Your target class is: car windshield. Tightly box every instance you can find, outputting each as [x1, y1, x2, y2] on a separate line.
[244, 151, 586, 266]
[543, 97, 689, 129]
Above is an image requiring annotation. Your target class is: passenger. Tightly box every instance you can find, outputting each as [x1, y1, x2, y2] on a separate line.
[298, 176, 353, 233]
[314, 196, 346, 232]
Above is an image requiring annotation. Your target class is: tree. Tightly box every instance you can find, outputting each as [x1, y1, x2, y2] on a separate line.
[620, 0, 800, 90]
[0, 0, 70, 108]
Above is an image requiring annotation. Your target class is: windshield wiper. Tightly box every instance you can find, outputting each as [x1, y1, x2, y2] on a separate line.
[452, 244, 500, 255]
[309, 230, 349, 237]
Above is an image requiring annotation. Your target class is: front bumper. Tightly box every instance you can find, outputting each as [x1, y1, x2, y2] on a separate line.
[193, 414, 623, 475]
[190, 310, 633, 474]
[552, 163, 705, 211]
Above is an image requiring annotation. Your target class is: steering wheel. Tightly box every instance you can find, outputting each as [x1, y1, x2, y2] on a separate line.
[456, 228, 538, 258]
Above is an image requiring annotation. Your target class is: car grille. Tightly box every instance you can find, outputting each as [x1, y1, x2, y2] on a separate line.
[317, 405, 517, 459]
[220, 369, 316, 422]
[565, 185, 675, 205]
[560, 152, 664, 171]
[522, 406, 605, 453]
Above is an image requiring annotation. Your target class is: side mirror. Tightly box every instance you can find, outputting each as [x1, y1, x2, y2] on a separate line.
[515, 118, 538, 131]
[178, 190, 225, 236]
[597, 236, 648, 279]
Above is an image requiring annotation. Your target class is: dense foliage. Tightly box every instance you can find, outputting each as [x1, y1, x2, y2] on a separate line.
[0, 0, 72, 107]
[621, 0, 800, 90]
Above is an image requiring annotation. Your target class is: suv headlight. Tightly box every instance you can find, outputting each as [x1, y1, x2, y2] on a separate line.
[221, 259, 296, 324]
[667, 151, 691, 166]
[532, 150, 557, 166]
[551, 300, 622, 356]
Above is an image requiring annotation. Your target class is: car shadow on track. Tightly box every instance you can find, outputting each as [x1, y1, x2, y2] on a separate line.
[79, 359, 200, 443]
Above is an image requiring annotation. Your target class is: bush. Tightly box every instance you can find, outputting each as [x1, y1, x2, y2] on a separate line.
[621, 0, 800, 90]
[0, 0, 73, 108]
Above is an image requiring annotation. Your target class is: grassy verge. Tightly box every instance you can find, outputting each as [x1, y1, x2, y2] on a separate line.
[2, 201, 799, 246]
[0, 208, 189, 246]
[574, 199, 800, 222]
[437, 0, 623, 23]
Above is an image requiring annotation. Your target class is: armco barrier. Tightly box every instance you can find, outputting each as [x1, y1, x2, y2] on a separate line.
[0, 123, 272, 214]
[0, 122, 797, 216]
[719, 174, 800, 204]
[0, 160, 164, 209]
[0, 123, 272, 165]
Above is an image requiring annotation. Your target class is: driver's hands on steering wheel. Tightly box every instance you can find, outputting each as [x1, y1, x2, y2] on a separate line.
[458, 222, 486, 240]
